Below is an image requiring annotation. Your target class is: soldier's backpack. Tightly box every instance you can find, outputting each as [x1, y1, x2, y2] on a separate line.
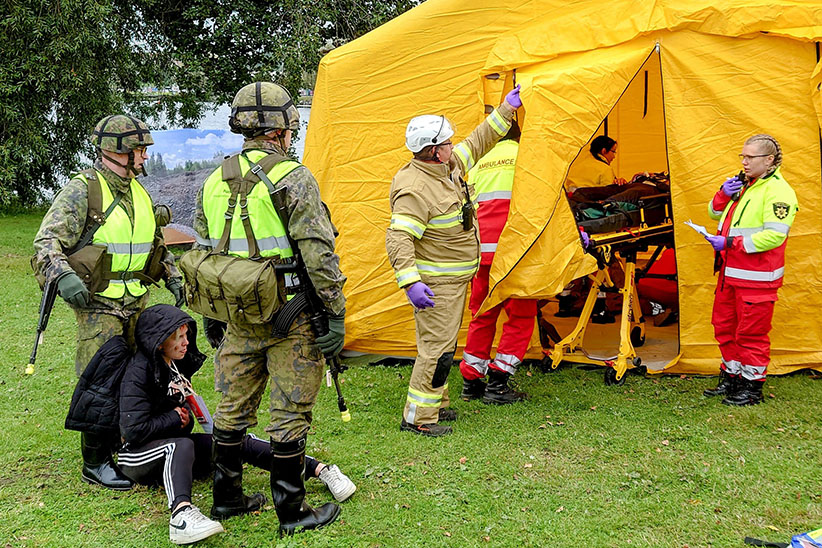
[179, 152, 296, 325]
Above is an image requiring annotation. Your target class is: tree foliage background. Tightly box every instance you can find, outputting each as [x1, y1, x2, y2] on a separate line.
[0, 0, 417, 207]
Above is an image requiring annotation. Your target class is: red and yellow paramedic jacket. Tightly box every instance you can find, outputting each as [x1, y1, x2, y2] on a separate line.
[708, 167, 798, 289]
[468, 139, 518, 266]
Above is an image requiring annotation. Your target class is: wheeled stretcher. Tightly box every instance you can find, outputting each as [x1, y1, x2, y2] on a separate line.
[546, 199, 675, 384]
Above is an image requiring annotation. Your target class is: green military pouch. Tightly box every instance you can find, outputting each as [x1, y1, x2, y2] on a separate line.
[66, 244, 112, 294]
[141, 239, 168, 286]
[179, 249, 286, 324]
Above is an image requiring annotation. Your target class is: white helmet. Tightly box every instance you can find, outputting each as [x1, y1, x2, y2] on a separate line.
[405, 115, 455, 153]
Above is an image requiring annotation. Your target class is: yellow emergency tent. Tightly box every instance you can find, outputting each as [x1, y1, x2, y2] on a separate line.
[304, 0, 822, 375]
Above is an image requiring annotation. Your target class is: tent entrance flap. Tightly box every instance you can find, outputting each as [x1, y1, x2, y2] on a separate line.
[480, 40, 679, 368]
[482, 40, 665, 312]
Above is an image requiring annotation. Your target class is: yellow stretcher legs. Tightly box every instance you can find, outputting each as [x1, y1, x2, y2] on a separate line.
[548, 252, 645, 385]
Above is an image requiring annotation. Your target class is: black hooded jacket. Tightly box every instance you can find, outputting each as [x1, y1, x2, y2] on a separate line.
[119, 304, 206, 448]
[65, 335, 132, 435]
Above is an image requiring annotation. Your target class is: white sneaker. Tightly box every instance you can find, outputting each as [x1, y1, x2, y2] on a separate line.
[169, 505, 225, 545]
[318, 464, 357, 502]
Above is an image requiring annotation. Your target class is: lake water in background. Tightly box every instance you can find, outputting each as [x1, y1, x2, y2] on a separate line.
[149, 105, 311, 169]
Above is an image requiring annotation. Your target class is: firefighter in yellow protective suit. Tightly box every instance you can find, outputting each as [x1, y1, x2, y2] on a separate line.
[386, 86, 521, 437]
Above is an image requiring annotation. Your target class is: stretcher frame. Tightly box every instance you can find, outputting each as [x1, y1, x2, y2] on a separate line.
[547, 222, 675, 385]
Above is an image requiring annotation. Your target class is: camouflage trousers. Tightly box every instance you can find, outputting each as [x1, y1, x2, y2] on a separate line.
[72, 293, 149, 377]
[213, 311, 324, 443]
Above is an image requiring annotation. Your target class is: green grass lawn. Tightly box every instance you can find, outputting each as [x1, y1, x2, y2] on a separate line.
[1, 212, 820, 548]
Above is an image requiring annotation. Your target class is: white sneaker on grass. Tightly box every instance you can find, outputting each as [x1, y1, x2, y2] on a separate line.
[169, 505, 224, 545]
[318, 464, 357, 502]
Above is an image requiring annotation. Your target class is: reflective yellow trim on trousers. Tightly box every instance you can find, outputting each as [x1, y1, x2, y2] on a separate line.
[407, 386, 443, 408]
[416, 258, 479, 277]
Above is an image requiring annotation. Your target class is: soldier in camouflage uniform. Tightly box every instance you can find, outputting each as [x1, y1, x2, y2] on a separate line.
[192, 82, 346, 534]
[33, 114, 184, 491]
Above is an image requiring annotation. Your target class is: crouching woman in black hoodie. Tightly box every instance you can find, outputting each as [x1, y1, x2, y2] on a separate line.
[118, 305, 355, 545]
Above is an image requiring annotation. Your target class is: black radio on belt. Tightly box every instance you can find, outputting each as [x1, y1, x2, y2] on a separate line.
[460, 201, 474, 231]
[458, 176, 474, 231]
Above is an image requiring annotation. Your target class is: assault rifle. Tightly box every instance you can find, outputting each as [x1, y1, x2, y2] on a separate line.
[26, 280, 58, 375]
[263, 180, 350, 422]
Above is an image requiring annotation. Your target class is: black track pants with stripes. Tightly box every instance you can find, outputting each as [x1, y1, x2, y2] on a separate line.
[118, 433, 320, 509]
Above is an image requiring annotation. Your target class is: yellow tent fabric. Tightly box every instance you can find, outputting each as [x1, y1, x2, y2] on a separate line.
[304, 0, 822, 374]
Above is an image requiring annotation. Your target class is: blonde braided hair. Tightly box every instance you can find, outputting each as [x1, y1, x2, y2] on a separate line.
[745, 134, 782, 176]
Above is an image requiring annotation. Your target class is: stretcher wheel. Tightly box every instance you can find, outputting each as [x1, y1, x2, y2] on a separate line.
[539, 355, 561, 373]
[630, 326, 645, 347]
[604, 367, 625, 386]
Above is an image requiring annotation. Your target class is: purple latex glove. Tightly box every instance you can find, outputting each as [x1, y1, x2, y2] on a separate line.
[580, 230, 591, 249]
[406, 282, 435, 309]
[721, 176, 743, 197]
[705, 234, 727, 251]
[505, 84, 522, 109]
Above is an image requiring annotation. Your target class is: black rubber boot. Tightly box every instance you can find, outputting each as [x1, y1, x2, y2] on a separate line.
[591, 297, 616, 324]
[482, 370, 528, 405]
[211, 427, 267, 520]
[271, 437, 340, 536]
[703, 370, 737, 397]
[80, 432, 134, 491]
[460, 377, 487, 401]
[722, 378, 764, 406]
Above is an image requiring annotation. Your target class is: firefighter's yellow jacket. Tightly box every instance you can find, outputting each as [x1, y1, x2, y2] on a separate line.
[386, 103, 515, 288]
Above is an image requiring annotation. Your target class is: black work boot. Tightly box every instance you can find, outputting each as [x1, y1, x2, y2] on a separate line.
[722, 378, 764, 406]
[703, 370, 738, 397]
[271, 437, 340, 536]
[400, 419, 452, 437]
[211, 427, 267, 520]
[460, 377, 487, 401]
[482, 370, 528, 405]
[554, 294, 580, 317]
[80, 432, 133, 491]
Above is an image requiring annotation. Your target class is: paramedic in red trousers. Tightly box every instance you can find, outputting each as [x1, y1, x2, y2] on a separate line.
[458, 120, 534, 404]
[702, 134, 797, 406]
[386, 86, 521, 437]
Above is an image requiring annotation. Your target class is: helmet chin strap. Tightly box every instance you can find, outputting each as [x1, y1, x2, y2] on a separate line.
[101, 150, 143, 177]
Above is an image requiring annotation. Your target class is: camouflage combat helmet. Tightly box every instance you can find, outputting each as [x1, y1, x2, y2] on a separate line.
[90, 115, 154, 153]
[228, 82, 299, 136]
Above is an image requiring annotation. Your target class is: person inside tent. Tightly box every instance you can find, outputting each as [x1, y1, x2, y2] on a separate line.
[115, 304, 356, 544]
[565, 135, 627, 201]
[702, 134, 797, 406]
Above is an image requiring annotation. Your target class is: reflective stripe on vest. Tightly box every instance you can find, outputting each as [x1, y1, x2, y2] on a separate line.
[87, 171, 155, 299]
[202, 151, 300, 259]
